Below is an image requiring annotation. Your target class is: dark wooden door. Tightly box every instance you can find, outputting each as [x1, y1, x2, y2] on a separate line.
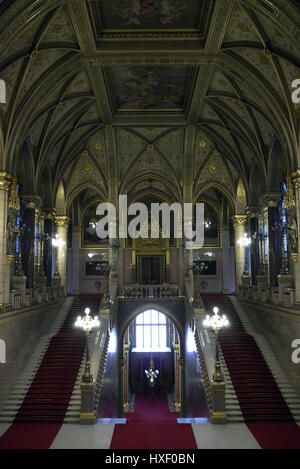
[141, 256, 161, 284]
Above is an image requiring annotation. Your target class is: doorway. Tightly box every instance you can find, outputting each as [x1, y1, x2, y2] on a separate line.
[139, 256, 162, 284]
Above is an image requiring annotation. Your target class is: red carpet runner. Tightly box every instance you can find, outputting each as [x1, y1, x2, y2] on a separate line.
[110, 393, 197, 449]
[201, 294, 300, 449]
[0, 295, 102, 449]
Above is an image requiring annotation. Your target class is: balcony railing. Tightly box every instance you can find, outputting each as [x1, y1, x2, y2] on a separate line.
[118, 284, 181, 299]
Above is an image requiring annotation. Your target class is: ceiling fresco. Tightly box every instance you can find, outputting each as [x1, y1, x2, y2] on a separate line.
[87, 0, 213, 41]
[107, 66, 193, 111]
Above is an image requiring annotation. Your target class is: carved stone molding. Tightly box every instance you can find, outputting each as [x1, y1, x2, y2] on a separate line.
[232, 215, 247, 227]
[0, 171, 12, 192]
[55, 216, 70, 227]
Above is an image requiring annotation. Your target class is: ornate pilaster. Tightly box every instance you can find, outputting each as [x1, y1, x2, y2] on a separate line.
[247, 207, 260, 286]
[0, 172, 12, 307]
[263, 194, 281, 287]
[43, 209, 55, 287]
[55, 215, 69, 290]
[71, 225, 80, 295]
[21, 195, 41, 289]
[174, 343, 181, 411]
[232, 215, 247, 290]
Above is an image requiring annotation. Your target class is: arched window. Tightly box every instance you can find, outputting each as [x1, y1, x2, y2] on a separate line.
[135, 309, 167, 350]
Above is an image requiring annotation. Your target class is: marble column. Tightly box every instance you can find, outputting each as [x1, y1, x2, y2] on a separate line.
[72, 226, 80, 295]
[290, 170, 300, 302]
[22, 195, 41, 289]
[55, 216, 69, 290]
[43, 211, 54, 287]
[222, 226, 232, 293]
[263, 195, 281, 287]
[232, 215, 247, 291]
[249, 210, 259, 285]
[0, 172, 12, 306]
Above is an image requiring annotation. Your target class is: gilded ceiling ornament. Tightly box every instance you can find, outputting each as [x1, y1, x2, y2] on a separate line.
[81, 150, 88, 157]
[96, 143, 102, 150]
[213, 149, 219, 155]
[199, 141, 206, 148]
[147, 144, 154, 151]
[83, 165, 91, 173]
[209, 163, 217, 172]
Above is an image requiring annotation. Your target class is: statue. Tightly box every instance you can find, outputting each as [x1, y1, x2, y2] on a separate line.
[287, 214, 298, 252]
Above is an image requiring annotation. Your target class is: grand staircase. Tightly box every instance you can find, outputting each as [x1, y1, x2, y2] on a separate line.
[202, 294, 300, 424]
[0, 295, 102, 424]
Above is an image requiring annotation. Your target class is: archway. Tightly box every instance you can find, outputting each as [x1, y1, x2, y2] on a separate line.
[118, 303, 185, 418]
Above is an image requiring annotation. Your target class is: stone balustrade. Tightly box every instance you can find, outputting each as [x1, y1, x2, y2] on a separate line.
[118, 284, 180, 300]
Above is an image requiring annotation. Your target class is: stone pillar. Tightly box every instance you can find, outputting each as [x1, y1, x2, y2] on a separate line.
[131, 250, 137, 284]
[123, 341, 130, 412]
[174, 342, 181, 411]
[0, 172, 12, 306]
[55, 216, 69, 290]
[249, 210, 259, 285]
[43, 211, 55, 287]
[290, 171, 300, 303]
[165, 249, 171, 282]
[72, 226, 80, 295]
[222, 226, 232, 293]
[264, 194, 281, 287]
[232, 215, 247, 291]
[22, 196, 41, 289]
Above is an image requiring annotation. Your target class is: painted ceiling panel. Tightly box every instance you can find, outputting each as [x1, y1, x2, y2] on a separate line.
[223, 3, 259, 42]
[108, 66, 193, 111]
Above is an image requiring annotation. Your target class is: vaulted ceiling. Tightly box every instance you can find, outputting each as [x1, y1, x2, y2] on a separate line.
[0, 0, 299, 213]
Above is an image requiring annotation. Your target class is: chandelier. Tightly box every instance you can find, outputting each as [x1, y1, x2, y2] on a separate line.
[145, 357, 159, 387]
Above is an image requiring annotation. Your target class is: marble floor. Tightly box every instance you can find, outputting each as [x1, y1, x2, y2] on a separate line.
[0, 421, 262, 449]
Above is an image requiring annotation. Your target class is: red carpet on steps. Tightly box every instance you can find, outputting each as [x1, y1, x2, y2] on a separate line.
[110, 393, 197, 449]
[0, 295, 102, 450]
[201, 294, 300, 449]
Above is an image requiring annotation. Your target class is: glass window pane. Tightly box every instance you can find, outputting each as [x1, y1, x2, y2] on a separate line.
[144, 325, 151, 348]
[159, 312, 166, 324]
[159, 325, 167, 348]
[136, 312, 144, 324]
[136, 325, 144, 349]
[144, 310, 151, 324]
[152, 325, 159, 349]
[152, 309, 158, 324]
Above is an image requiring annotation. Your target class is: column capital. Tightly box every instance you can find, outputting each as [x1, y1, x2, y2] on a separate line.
[291, 170, 300, 189]
[22, 194, 42, 210]
[232, 215, 247, 227]
[43, 208, 56, 220]
[262, 192, 281, 208]
[55, 215, 69, 227]
[245, 206, 259, 218]
[0, 171, 12, 191]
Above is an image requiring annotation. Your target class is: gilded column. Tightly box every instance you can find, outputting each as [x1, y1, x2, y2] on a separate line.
[290, 171, 300, 302]
[55, 216, 69, 290]
[123, 339, 130, 413]
[0, 172, 12, 306]
[174, 342, 181, 411]
[232, 215, 247, 290]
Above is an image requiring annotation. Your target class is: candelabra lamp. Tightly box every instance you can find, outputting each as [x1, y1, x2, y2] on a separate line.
[75, 308, 100, 382]
[237, 233, 251, 285]
[203, 307, 229, 382]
